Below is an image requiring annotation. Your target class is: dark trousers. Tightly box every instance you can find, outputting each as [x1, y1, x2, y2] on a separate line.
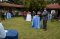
[43, 20, 47, 30]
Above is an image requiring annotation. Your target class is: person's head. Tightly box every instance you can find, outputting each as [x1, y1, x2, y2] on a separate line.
[44, 10, 46, 11]
[44, 8, 47, 11]
[27, 11, 30, 14]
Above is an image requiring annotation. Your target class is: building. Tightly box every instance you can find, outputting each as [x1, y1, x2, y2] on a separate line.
[46, 3, 60, 19]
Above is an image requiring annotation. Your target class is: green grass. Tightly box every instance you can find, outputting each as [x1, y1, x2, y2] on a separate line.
[2, 17, 60, 39]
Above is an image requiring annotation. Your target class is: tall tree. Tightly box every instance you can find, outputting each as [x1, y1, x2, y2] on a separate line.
[46, 0, 60, 4]
[13, 0, 23, 4]
[29, 0, 47, 11]
[56, 0, 60, 4]
[13, 0, 48, 11]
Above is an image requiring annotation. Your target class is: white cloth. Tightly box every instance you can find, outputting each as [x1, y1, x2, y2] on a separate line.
[0, 23, 6, 38]
[26, 14, 31, 21]
[51, 10, 56, 15]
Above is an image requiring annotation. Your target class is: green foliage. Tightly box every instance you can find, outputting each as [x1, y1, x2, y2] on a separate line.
[29, 0, 48, 11]
[46, 0, 60, 4]
[56, 0, 60, 4]
[13, 0, 48, 11]
[10, 0, 60, 11]
[13, 0, 23, 4]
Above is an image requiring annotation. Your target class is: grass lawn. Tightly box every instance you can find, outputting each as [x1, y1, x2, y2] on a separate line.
[2, 17, 60, 39]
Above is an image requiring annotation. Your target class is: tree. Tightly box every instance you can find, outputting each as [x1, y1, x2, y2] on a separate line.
[8, 0, 14, 3]
[56, 0, 60, 4]
[29, 0, 48, 11]
[46, 0, 60, 4]
[12, 0, 48, 11]
[13, 0, 23, 4]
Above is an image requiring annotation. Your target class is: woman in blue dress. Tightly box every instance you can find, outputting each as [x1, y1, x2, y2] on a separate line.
[32, 13, 40, 29]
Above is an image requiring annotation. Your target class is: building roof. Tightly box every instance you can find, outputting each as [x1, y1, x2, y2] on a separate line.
[0, 2, 24, 8]
[46, 3, 60, 9]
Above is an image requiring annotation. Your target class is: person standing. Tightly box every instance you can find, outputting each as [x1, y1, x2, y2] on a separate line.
[6, 11, 12, 19]
[32, 11, 36, 18]
[32, 13, 40, 29]
[37, 11, 42, 21]
[42, 9, 48, 31]
[4, 11, 7, 19]
[48, 12, 52, 21]
[26, 11, 31, 21]
[51, 10, 56, 21]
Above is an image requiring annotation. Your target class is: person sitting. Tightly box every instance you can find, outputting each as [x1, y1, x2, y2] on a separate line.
[0, 20, 6, 39]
